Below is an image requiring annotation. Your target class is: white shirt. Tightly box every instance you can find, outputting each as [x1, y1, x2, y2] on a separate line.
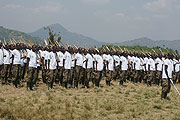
[86, 53, 93, 69]
[149, 58, 155, 71]
[175, 59, 180, 72]
[107, 54, 114, 71]
[103, 54, 108, 63]
[155, 57, 163, 71]
[20, 52, 25, 67]
[113, 55, 120, 66]
[4, 49, 10, 65]
[71, 54, 75, 67]
[37, 52, 41, 67]
[131, 56, 136, 69]
[140, 57, 144, 71]
[162, 58, 173, 79]
[75, 53, 83, 66]
[27, 50, 37, 68]
[48, 52, 57, 70]
[173, 59, 180, 72]
[23, 49, 28, 63]
[57, 51, 64, 67]
[82, 56, 87, 69]
[143, 57, 150, 71]
[121, 56, 128, 71]
[43, 51, 50, 69]
[134, 57, 141, 70]
[94, 54, 103, 71]
[64, 51, 72, 69]
[0, 48, 4, 65]
[12, 49, 22, 65]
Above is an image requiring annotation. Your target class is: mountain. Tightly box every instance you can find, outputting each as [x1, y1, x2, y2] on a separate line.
[0, 26, 42, 44]
[29, 23, 107, 47]
[118, 37, 180, 52]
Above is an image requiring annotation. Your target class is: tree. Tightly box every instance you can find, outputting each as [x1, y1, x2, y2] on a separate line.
[44, 27, 61, 45]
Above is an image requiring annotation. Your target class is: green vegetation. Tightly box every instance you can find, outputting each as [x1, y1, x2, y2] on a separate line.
[101, 45, 179, 55]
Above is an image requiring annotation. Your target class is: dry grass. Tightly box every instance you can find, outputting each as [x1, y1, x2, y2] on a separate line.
[0, 79, 180, 120]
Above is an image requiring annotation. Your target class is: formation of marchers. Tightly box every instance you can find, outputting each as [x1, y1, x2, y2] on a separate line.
[0, 42, 179, 100]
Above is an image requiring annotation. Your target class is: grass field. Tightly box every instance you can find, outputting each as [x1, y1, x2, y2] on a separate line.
[0, 79, 180, 120]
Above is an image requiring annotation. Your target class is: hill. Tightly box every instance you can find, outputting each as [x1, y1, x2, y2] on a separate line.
[0, 26, 42, 44]
[29, 23, 107, 47]
[118, 37, 180, 52]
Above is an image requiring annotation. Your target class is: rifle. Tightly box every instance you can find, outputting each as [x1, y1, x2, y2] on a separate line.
[44, 39, 48, 46]
[59, 40, 68, 50]
[66, 42, 70, 47]
[118, 46, 124, 52]
[2, 42, 6, 57]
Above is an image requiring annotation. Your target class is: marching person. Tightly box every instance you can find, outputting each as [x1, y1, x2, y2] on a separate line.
[0, 42, 4, 83]
[63, 47, 72, 88]
[47, 46, 58, 89]
[11, 43, 22, 88]
[119, 52, 128, 86]
[84, 49, 93, 88]
[105, 51, 114, 86]
[93, 50, 103, 87]
[74, 48, 83, 88]
[161, 54, 173, 99]
[26, 45, 38, 90]
[2, 45, 11, 85]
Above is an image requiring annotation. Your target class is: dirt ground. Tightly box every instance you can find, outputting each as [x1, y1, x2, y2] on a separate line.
[0, 78, 180, 120]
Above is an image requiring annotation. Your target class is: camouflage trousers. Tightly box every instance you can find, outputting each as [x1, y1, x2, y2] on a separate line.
[42, 68, 47, 83]
[177, 72, 180, 83]
[113, 66, 120, 80]
[27, 67, 37, 83]
[12, 65, 21, 86]
[8, 63, 13, 79]
[92, 70, 102, 87]
[63, 69, 70, 83]
[106, 70, 113, 82]
[147, 71, 155, 86]
[20, 63, 27, 81]
[47, 69, 56, 83]
[34, 66, 41, 84]
[172, 72, 179, 84]
[155, 71, 162, 86]
[74, 66, 83, 88]
[139, 70, 145, 83]
[0, 65, 3, 81]
[83, 68, 93, 87]
[134, 70, 141, 83]
[56, 66, 64, 84]
[161, 78, 171, 99]
[129, 69, 136, 82]
[63, 69, 70, 88]
[2, 64, 10, 83]
[70, 67, 75, 86]
[119, 70, 127, 85]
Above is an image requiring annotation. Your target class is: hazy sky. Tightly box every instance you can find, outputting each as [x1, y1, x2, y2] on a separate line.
[0, 0, 180, 43]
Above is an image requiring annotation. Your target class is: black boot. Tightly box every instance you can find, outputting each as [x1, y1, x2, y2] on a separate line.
[13, 80, 18, 88]
[106, 80, 108, 86]
[108, 81, 111, 86]
[47, 82, 51, 90]
[29, 82, 33, 90]
[120, 81, 123, 86]
[64, 82, 67, 89]
[161, 91, 167, 99]
[27, 82, 30, 90]
[74, 81, 78, 89]
[50, 82, 53, 89]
